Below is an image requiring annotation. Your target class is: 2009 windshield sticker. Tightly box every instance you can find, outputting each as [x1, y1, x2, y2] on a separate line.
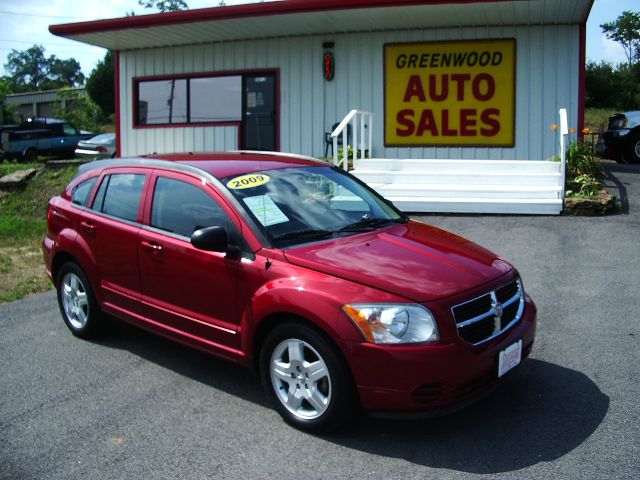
[226, 174, 270, 190]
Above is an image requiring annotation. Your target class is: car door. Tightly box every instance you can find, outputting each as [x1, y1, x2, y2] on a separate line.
[138, 170, 243, 352]
[79, 168, 148, 317]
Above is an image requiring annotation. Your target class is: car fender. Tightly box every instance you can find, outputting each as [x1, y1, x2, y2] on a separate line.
[60, 230, 103, 304]
[240, 272, 406, 359]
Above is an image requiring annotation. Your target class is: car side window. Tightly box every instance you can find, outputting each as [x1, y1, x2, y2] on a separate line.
[151, 177, 228, 238]
[71, 177, 98, 207]
[91, 173, 146, 222]
[63, 123, 78, 135]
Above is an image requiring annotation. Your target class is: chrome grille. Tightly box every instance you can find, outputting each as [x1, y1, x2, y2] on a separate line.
[452, 278, 524, 345]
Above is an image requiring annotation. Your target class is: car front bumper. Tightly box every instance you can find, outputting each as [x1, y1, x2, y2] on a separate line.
[340, 296, 537, 414]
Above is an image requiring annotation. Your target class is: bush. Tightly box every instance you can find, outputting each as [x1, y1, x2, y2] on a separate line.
[566, 141, 602, 177]
[53, 88, 105, 133]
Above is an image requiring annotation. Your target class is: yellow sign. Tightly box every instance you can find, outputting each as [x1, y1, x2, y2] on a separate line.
[384, 39, 515, 147]
[226, 173, 270, 189]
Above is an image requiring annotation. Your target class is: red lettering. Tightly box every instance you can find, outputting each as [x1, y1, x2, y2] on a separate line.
[480, 108, 500, 136]
[416, 109, 438, 136]
[403, 75, 426, 102]
[396, 109, 415, 136]
[451, 74, 471, 101]
[428, 74, 449, 102]
[441, 110, 457, 136]
[460, 109, 477, 136]
[472, 74, 495, 101]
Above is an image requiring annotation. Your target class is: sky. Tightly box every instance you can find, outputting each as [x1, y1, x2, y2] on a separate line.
[0, 0, 637, 78]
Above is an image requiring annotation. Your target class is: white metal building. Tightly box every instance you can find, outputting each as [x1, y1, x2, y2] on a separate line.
[51, 0, 594, 214]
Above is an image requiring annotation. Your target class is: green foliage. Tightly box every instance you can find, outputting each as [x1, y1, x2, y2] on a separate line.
[53, 88, 104, 133]
[601, 10, 640, 67]
[138, 0, 188, 12]
[585, 61, 640, 110]
[566, 174, 601, 198]
[3, 44, 85, 92]
[566, 141, 602, 177]
[86, 51, 115, 116]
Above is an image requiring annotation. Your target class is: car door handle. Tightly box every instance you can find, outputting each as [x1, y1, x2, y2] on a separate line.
[141, 240, 163, 255]
[80, 221, 96, 235]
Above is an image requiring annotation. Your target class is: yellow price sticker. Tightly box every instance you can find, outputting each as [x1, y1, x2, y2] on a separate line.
[226, 173, 270, 190]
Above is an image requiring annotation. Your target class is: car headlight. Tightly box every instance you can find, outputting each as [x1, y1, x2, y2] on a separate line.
[342, 303, 439, 344]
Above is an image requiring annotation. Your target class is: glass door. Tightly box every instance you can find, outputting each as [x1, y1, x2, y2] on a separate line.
[243, 74, 277, 151]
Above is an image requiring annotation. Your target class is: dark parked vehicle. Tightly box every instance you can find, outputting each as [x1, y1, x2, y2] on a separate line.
[43, 152, 536, 431]
[597, 111, 640, 163]
[1, 117, 93, 162]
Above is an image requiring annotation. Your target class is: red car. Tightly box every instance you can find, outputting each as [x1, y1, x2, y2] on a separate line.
[43, 152, 536, 431]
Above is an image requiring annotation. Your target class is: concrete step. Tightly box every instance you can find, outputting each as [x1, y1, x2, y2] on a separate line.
[385, 196, 564, 215]
[355, 158, 562, 174]
[352, 170, 562, 186]
[374, 183, 562, 199]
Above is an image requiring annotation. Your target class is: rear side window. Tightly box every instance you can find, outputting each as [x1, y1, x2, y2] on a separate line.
[151, 177, 228, 237]
[92, 173, 146, 222]
[71, 177, 97, 207]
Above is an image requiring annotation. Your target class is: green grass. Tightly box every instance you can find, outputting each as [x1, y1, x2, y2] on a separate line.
[0, 165, 78, 303]
[0, 162, 41, 177]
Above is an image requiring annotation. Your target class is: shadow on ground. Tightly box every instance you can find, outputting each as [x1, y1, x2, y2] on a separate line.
[95, 319, 608, 475]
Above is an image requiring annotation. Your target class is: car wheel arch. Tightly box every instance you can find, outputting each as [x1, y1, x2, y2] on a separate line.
[249, 312, 351, 377]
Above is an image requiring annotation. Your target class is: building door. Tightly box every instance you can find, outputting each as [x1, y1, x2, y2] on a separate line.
[243, 74, 277, 151]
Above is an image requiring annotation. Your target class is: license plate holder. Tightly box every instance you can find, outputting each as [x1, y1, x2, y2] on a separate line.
[498, 339, 522, 377]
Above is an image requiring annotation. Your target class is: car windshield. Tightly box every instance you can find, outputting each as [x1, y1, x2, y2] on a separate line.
[221, 166, 405, 247]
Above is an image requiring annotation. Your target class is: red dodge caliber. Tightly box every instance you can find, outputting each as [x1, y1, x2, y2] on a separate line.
[43, 152, 536, 431]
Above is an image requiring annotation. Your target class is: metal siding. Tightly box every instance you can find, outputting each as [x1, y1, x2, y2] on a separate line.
[119, 24, 578, 161]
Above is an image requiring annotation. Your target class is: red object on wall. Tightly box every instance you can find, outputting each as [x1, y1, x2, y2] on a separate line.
[323, 51, 335, 81]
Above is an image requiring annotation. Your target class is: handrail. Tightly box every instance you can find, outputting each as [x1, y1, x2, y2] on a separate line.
[331, 109, 374, 170]
[558, 108, 568, 203]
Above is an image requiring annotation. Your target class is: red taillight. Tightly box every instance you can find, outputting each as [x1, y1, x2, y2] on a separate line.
[96, 146, 108, 153]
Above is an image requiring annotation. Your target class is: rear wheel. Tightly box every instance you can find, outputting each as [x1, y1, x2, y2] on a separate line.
[260, 322, 358, 432]
[56, 262, 104, 338]
[623, 131, 640, 164]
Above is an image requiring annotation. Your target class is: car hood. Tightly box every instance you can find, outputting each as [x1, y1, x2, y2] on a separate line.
[283, 220, 512, 302]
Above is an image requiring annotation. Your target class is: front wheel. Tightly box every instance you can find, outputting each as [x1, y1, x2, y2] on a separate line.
[56, 262, 103, 338]
[260, 322, 359, 432]
[623, 131, 640, 164]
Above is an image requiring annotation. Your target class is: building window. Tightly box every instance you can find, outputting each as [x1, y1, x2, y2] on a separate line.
[138, 79, 187, 125]
[136, 75, 241, 126]
[190, 76, 241, 122]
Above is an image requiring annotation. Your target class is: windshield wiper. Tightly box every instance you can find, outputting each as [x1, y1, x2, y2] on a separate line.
[271, 229, 334, 242]
[338, 217, 397, 232]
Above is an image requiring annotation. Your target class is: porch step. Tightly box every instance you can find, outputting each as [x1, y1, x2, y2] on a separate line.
[386, 197, 564, 215]
[350, 158, 564, 215]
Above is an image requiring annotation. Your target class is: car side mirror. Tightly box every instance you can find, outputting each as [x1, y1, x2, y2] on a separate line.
[191, 226, 228, 253]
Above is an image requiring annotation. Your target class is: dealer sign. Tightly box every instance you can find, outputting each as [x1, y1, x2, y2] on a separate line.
[384, 39, 515, 147]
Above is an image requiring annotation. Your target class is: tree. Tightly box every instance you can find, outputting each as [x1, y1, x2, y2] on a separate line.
[86, 51, 115, 117]
[0, 77, 16, 123]
[53, 88, 104, 133]
[47, 58, 85, 90]
[4, 45, 49, 91]
[601, 10, 640, 67]
[138, 0, 188, 12]
[4, 44, 85, 92]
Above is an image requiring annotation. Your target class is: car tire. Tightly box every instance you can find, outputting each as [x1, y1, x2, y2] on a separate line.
[260, 322, 359, 432]
[56, 262, 104, 339]
[22, 148, 38, 163]
[623, 131, 640, 164]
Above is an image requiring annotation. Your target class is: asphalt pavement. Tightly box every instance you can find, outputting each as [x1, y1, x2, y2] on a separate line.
[1, 163, 639, 480]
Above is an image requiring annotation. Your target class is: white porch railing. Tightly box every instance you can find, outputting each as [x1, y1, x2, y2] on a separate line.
[558, 107, 569, 201]
[331, 109, 374, 170]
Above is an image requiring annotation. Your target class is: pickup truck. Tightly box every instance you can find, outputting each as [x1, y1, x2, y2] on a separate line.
[1, 118, 93, 162]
